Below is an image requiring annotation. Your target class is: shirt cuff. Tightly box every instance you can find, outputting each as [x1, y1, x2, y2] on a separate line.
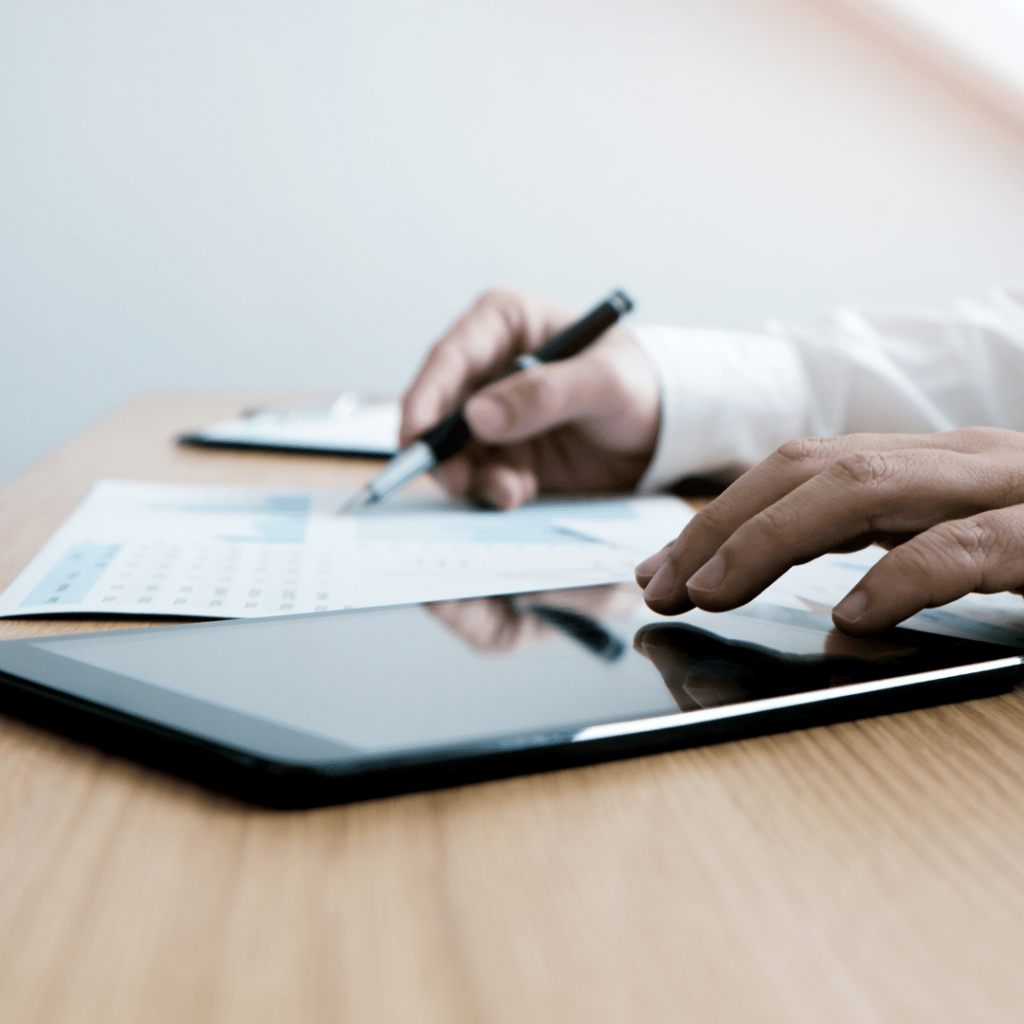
[629, 325, 812, 491]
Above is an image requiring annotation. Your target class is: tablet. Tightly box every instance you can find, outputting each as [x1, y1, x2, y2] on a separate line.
[0, 589, 1020, 807]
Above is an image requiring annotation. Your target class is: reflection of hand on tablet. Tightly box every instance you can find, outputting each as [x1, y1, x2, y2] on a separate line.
[426, 585, 639, 655]
[633, 625, 754, 711]
[634, 614, 924, 713]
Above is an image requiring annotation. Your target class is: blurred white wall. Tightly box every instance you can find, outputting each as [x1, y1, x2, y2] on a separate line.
[3, 0, 1024, 484]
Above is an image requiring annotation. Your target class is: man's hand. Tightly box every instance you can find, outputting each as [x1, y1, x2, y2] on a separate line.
[400, 289, 661, 509]
[635, 428, 1024, 633]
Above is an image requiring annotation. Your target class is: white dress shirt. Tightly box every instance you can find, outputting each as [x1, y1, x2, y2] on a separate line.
[632, 284, 1024, 490]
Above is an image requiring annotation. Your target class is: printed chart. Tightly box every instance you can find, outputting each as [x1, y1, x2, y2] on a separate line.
[0, 482, 686, 619]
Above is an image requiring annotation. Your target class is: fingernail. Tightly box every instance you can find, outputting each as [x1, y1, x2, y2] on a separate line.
[686, 553, 726, 594]
[636, 545, 670, 579]
[644, 562, 674, 602]
[833, 590, 868, 625]
[466, 396, 506, 437]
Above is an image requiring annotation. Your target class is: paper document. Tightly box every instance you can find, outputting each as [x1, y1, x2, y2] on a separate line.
[0, 482, 686, 619]
[554, 499, 694, 553]
[757, 547, 1024, 648]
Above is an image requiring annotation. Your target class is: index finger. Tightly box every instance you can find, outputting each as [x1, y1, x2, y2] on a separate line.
[636, 435, 874, 597]
[399, 290, 575, 445]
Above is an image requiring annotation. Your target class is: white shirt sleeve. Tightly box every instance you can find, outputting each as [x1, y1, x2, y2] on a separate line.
[631, 284, 1024, 491]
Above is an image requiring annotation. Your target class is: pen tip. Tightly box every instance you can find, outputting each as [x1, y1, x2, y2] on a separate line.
[338, 488, 373, 515]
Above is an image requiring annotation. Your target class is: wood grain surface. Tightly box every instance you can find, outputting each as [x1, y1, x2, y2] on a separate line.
[1, 393, 1024, 1024]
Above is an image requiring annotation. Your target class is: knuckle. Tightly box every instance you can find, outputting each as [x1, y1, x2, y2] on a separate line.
[689, 497, 738, 537]
[951, 425, 1012, 450]
[471, 287, 510, 313]
[476, 286, 519, 309]
[753, 500, 794, 539]
[773, 436, 835, 467]
[959, 426, 997, 445]
[909, 517, 992, 578]
[518, 368, 558, 409]
[429, 341, 470, 382]
[498, 368, 560, 422]
[424, 327, 466, 366]
[476, 288, 525, 333]
[992, 468, 1024, 509]
[829, 451, 898, 490]
[941, 516, 991, 559]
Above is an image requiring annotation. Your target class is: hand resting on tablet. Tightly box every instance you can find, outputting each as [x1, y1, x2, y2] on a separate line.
[636, 428, 1024, 635]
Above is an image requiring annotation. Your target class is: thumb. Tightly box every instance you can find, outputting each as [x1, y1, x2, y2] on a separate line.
[464, 358, 601, 444]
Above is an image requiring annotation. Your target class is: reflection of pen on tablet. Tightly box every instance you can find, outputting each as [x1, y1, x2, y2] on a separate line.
[339, 290, 634, 514]
[530, 603, 626, 663]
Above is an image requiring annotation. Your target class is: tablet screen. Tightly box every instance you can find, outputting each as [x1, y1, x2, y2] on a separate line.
[17, 586, 985, 760]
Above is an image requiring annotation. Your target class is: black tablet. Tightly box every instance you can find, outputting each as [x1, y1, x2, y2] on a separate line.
[0, 588, 1020, 807]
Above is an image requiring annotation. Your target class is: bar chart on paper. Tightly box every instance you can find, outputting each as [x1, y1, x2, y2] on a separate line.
[0, 482, 689, 619]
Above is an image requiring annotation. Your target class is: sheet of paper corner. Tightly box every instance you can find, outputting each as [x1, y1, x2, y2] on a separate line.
[0, 481, 688, 620]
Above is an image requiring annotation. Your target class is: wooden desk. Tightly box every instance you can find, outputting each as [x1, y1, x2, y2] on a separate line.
[2, 393, 1024, 1023]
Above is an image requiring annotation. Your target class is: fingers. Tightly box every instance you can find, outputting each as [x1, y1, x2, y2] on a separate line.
[639, 434, 881, 612]
[400, 290, 575, 446]
[832, 506, 1024, 633]
[475, 457, 539, 510]
[464, 329, 660, 453]
[400, 290, 660, 506]
[635, 544, 672, 587]
[433, 453, 475, 500]
[683, 448, 1010, 610]
[665, 429, 1024, 580]
[464, 354, 610, 445]
[641, 432, 1024, 616]
[435, 442, 540, 510]
[639, 435, 877, 609]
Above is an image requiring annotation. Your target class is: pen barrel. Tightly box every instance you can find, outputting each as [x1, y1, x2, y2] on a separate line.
[420, 410, 473, 462]
[532, 290, 633, 364]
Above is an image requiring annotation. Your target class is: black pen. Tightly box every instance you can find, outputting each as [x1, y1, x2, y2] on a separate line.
[340, 290, 634, 513]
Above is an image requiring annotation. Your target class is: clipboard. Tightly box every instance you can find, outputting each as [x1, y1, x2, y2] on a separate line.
[179, 393, 400, 459]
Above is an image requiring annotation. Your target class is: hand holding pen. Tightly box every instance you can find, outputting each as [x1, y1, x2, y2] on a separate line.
[345, 289, 660, 512]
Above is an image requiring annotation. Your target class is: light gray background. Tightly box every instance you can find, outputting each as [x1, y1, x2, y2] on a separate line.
[4, 0, 1024, 485]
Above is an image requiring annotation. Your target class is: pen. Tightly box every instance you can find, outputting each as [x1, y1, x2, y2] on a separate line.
[340, 290, 634, 513]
